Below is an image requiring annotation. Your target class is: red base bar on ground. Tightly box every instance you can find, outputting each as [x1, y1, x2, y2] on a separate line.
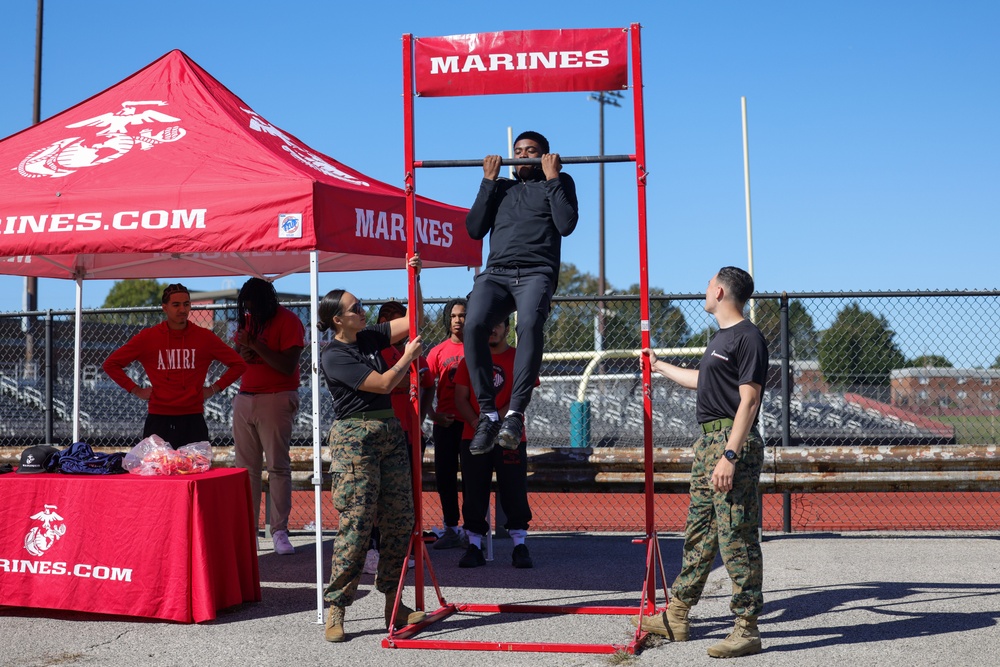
[383, 637, 639, 654]
[460, 602, 640, 615]
[382, 602, 649, 653]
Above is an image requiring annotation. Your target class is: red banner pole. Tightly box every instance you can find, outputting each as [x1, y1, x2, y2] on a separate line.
[402, 33, 425, 610]
[630, 22, 657, 611]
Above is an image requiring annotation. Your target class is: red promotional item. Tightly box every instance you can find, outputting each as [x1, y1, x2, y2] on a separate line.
[0, 50, 479, 279]
[0, 469, 259, 622]
[414, 28, 629, 97]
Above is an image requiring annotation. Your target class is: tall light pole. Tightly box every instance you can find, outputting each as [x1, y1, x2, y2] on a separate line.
[24, 0, 44, 377]
[28, 0, 44, 313]
[588, 91, 622, 351]
[741, 96, 756, 323]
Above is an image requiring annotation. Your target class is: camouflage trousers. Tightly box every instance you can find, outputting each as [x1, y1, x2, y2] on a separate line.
[671, 426, 764, 619]
[323, 416, 414, 607]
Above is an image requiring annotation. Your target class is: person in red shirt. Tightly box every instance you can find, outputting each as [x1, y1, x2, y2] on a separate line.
[103, 283, 247, 449]
[377, 301, 434, 456]
[231, 278, 305, 557]
[453, 317, 536, 569]
[425, 298, 468, 550]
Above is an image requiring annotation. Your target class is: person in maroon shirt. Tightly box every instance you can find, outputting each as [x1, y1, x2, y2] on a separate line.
[103, 283, 246, 449]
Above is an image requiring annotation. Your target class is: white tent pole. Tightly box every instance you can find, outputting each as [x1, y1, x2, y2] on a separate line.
[310, 251, 324, 624]
[73, 276, 83, 442]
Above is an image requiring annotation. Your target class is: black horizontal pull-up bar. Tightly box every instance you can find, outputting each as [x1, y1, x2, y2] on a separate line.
[414, 154, 635, 168]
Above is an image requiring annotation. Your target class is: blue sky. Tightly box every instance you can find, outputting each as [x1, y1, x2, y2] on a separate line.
[0, 0, 997, 314]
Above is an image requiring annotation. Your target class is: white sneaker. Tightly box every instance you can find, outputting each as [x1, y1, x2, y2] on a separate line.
[363, 548, 380, 574]
[408, 555, 415, 570]
[272, 530, 295, 556]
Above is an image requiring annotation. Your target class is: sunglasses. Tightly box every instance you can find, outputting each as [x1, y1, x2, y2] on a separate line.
[344, 300, 364, 316]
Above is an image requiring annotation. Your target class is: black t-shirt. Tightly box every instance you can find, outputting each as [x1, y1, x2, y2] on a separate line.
[695, 319, 768, 424]
[320, 322, 393, 417]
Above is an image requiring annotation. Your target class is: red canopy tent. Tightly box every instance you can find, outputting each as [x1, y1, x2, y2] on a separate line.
[0, 49, 477, 279]
[0, 49, 479, 622]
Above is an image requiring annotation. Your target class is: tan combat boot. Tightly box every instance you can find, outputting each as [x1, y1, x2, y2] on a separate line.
[707, 616, 761, 658]
[630, 598, 691, 641]
[384, 594, 427, 629]
[324, 604, 346, 643]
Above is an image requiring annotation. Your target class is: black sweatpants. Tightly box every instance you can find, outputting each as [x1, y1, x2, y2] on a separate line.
[459, 437, 532, 536]
[463, 266, 554, 414]
[143, 413, 209, 449]
[432, 420, 464, 527]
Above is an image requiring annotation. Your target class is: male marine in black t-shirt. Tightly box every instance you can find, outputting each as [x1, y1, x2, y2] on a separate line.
[636, 266, 768, 659]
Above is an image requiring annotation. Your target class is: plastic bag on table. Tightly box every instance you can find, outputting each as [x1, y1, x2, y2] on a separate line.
[174, 441, 212, 475]
[123, 435, 212, 476]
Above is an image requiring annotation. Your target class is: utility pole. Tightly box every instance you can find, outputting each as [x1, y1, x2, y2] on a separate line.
[588, 91, 622, 352]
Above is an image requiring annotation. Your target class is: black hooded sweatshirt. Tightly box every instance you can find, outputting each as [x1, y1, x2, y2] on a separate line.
[465, 168, 579, 276]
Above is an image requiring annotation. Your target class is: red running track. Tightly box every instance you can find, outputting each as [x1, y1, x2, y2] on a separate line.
[269, 491, 1000, 533]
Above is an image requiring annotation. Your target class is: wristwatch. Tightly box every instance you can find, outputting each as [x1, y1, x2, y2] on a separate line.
[723, 449, 739, 463]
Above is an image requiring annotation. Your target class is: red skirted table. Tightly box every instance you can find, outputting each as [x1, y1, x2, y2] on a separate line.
[0, 468, 260, 622]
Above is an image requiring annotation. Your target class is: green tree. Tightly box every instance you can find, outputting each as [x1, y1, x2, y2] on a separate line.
[608, 284, 688, 350]
[908, 354, 952, 368]
[686, 325, 717, 348]
[545, 263, 598, 352]
[543, 264, 689, 352]
[102, 279, 165, 308]
[751, 298, 820, 360]
[993, 354, 1000, 369]
[818, 303, 906, 389]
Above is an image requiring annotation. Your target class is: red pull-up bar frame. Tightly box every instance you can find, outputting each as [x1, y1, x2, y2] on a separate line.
[391, 23, 664, 655]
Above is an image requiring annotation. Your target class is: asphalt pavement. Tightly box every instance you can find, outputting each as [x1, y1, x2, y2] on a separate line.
[3, 531, 999, 667]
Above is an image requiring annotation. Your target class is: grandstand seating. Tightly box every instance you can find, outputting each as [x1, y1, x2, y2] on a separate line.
[1, 372, 954, 449]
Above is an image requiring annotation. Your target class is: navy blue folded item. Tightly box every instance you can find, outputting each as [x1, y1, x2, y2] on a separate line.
[58, 441, 126, 475]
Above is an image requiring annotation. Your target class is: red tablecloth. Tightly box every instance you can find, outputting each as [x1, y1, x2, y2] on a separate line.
[0, 468, 260, 622]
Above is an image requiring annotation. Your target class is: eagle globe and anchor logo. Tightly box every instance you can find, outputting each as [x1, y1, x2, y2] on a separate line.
[23, 504, 67, 557]
[16, 100, 187, 179]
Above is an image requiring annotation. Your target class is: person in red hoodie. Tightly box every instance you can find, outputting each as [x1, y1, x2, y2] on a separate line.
[103, 283, 247, 449]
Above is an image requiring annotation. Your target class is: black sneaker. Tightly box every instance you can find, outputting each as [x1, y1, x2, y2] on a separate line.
[511, 544, 533, 569]
[459, 544, 486, 568]
[497, 413, 525, 450]
[468, 416, 501, 455]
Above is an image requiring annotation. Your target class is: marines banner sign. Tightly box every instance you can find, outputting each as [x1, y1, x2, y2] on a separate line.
[414, 28, 629, 97]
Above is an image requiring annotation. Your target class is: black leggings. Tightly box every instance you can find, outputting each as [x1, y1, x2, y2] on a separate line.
[464, 266, 554, 414]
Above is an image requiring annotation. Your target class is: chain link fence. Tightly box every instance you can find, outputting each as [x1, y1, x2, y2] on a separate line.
[2, 290, 998, 530]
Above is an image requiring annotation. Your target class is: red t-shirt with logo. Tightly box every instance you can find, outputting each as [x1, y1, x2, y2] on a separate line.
[426, 338, 465, 416]
[380, 345, 432, 438]
[453, 346, 538, 442]
[236, 306, 305, 393]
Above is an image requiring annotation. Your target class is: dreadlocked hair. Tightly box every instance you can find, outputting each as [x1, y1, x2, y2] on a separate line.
[443, 297, 467, 330]
[237, 278, 279, 338]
